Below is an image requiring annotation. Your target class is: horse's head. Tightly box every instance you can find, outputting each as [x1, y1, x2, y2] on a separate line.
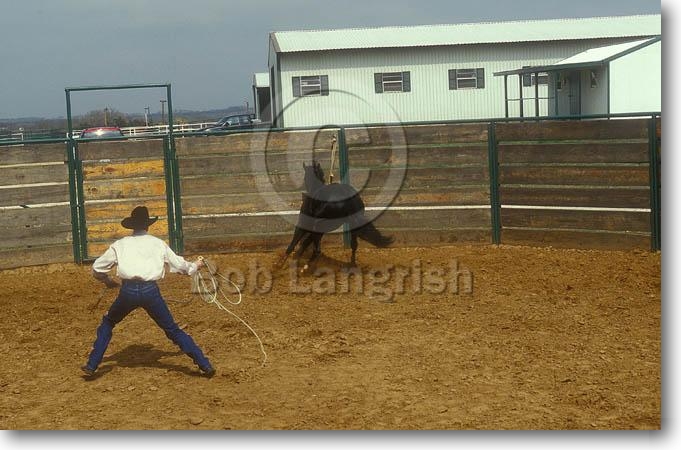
[313, 161, 325, 182]
[303, 161, 325, 192]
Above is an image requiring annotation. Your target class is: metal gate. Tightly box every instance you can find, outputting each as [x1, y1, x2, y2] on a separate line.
[65, 83, 182, 262]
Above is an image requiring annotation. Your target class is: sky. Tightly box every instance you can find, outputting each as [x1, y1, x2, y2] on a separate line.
[0, 0, 663, 119]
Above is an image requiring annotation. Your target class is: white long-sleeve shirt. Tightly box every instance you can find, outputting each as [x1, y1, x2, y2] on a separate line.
[92, 231, 198, 281]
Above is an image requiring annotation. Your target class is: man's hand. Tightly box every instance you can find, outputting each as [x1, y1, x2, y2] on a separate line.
[195, 257, 205, 269]
[103, 278, 120, 289]
[93, 270, 119, 289]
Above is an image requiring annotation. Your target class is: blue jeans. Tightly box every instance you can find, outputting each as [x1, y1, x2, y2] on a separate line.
[86, 280, 211, 371]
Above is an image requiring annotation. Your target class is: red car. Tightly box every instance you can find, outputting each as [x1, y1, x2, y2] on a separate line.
[79, 127, 124, 139]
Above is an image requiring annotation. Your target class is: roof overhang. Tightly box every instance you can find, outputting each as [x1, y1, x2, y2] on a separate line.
[494, 61, 606, 77]
[252, 72, 270, 88]
[494, 35, 660, 77]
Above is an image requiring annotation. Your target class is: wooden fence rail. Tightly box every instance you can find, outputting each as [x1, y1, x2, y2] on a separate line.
[0, 142, 72, 269]
[495, 118, 654, 250]
[0, 115, 661, 269]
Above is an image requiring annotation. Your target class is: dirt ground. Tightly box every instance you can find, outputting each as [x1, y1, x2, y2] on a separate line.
[0, 244, 660, 430]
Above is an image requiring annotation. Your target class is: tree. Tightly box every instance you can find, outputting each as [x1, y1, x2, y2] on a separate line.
[75, 108, 130, 128]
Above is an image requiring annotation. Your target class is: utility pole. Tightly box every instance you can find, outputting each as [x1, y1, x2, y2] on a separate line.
[104, 107, 109, 126]
[160, 99, 167, 125]
[144, 106, 150, 126]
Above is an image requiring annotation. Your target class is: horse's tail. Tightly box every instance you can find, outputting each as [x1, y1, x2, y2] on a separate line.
[356, 221, 394, 247]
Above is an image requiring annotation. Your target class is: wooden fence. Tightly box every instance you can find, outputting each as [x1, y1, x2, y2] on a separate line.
[0, 142, 71, 269]
[176, 129, 336, 253]
[345, 123, 491, 246]
[496, 119, 656, 249]
[0, 115, 661, 270]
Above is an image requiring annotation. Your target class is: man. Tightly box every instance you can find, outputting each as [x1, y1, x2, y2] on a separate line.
[82, 206, 215, 378]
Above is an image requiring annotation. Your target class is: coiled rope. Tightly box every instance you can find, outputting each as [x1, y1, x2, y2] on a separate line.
[192, 258, 267, 366]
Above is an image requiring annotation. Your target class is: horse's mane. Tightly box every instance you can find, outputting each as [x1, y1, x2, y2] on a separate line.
[312, 161, 325, 182]
[304, 161, 326, 193]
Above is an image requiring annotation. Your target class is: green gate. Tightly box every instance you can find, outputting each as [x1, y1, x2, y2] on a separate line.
[64, 83, 183, 262]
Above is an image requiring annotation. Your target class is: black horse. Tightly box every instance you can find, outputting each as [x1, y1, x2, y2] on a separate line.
[281, 161, 394, 268]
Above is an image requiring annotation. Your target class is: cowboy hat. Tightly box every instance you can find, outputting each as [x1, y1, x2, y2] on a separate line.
[121, 206, 158, 230]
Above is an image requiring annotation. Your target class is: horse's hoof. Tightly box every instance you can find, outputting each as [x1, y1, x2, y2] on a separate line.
[274, 254, 289, 269]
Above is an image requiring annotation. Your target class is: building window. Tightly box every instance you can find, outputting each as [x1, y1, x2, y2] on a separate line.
[521, 67, 549, 87]
[449, 68, 485, 90]
[292, 75, 329, 97]
[374, 72, 411, 93]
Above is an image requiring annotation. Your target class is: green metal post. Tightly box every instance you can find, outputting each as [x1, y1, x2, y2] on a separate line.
[65, 90, 74, 139]
[488, 122, 501, 245]
[338, 127, 351, 247]
[76, 150, 88, 261]
[163, 85, 177, 251]
[166, 84, 184, 253]
[648, 116, 661, 251]
[534, 72, 540, 117]
[65, 90, 82, 263]
[171, 143, 184, 254]
[166, 84, 174, 137]
[503, 75, 509, 118]
[162, 135, 176, 250]
[65, 139, 82, 263]
[163, 135, 183, 254]
[554, 73, 560, 116]
[518, 76, 524, 118]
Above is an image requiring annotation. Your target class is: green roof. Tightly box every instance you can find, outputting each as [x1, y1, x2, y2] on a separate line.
[270, 14, 661, 53]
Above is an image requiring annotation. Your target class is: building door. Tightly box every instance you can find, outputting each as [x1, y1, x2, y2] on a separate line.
[258, 87, 272, 123]
[568, 71, 581, 115]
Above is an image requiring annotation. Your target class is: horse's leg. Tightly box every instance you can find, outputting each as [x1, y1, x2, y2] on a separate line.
[295, 232, 315, 258]
[287, 227, 308, 254]
[349, 229, 359, 267]
[302, 233, 323, 273]
[310, 234, 322, 263]
[279, 226, 306, 267]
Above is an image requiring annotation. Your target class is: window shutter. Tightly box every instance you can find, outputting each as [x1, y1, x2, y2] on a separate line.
[521, 66, 531, 87]
[476, 68, 485, 89]
[448, 69, 457, 90]
[374, 73, 383, 93]
[292, 77, 301, 97]
[402, 71, 411, 92]
[320, 75, 329, 96]
[522, 73, 531, 87]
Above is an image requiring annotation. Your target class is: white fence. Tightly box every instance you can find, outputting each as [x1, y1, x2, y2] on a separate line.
[73, 122, 217, 138]
[0, 131, 25, 141]
[0, 122, 218, 142]
[119, 122, 217, 137]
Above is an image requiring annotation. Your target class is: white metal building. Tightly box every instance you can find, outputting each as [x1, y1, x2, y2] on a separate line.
[266, 15, 661, 128]
[495, 36, 661, 117]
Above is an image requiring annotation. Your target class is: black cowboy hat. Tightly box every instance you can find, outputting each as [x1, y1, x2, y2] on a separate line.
[121, 206, 158, 230]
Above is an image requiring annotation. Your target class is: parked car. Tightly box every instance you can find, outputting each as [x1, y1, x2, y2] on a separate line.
[199, 114, 262, 132]
[78, 127, 125, 139]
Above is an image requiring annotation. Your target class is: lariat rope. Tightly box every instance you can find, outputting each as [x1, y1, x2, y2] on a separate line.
[192, 258, 267, 367]
[327, 136, 337, 184]
[87, 259, 268, 367]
